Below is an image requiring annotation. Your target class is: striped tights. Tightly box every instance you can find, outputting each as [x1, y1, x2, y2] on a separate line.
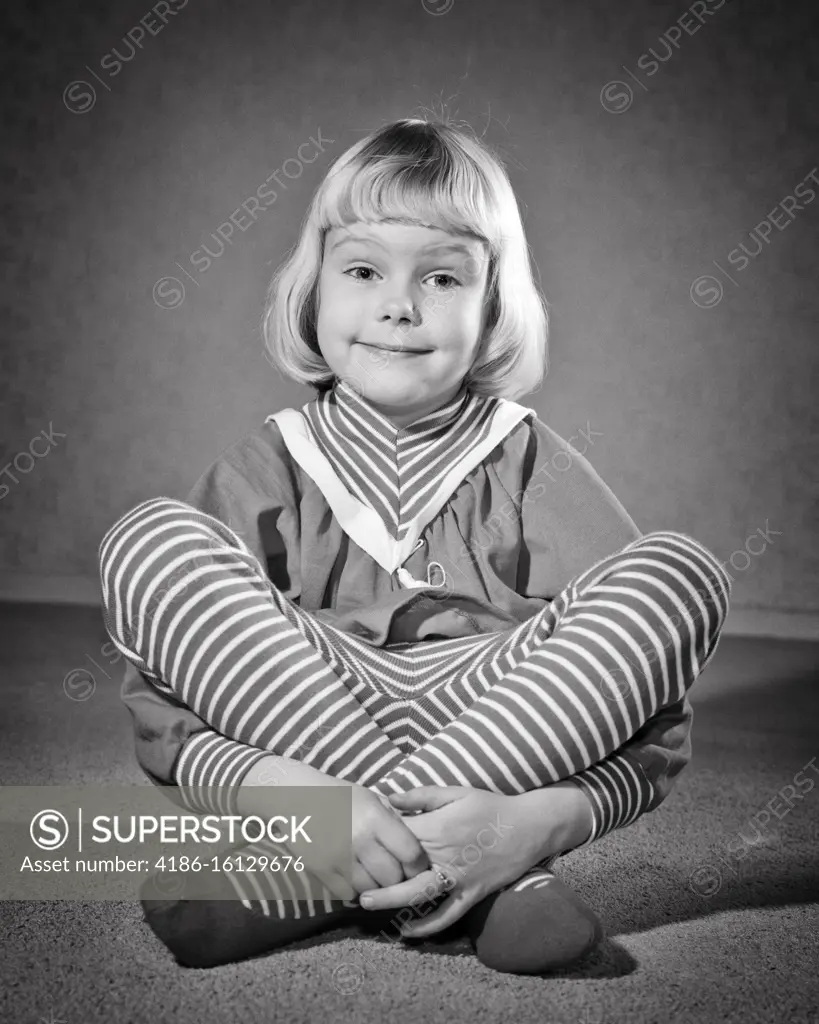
[99, 498, 730, 918]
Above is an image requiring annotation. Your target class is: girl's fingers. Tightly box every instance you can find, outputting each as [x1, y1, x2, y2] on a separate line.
[359, 867, 442, 911]
[360, 841, 406, 888]
[350, 861, 380, 895]
[378, 812, 429, 876]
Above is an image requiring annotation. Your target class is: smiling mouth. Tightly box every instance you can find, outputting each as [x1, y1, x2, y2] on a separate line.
[357, 341, 432, 355]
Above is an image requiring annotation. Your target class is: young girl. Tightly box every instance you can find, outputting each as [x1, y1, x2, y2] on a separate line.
[99, 118, 730, 975]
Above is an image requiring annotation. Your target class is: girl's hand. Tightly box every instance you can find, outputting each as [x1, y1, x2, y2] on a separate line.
[347, 784, 431, 895]
[242, 769, 429, 902]
[357, 786, 542, 937]
[291, 784, 431, 900]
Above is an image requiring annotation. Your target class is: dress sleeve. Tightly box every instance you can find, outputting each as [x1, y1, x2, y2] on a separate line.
[517, 418, 642, 597]
[518, 418, 692, 851]
[118, 423, 298, 817]
[182, 423, 302, 600]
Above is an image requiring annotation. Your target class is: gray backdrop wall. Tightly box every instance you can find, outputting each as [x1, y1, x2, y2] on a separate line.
[1, 0, 817, 634]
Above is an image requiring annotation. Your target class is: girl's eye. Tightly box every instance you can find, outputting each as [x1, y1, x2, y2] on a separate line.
[427, 273, 459, 290]
[343, 267, 460, 289]
[344, 266, 380, 282]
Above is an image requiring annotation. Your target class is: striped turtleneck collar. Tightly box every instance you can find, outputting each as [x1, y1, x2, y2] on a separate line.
[301, 378, 502, 540]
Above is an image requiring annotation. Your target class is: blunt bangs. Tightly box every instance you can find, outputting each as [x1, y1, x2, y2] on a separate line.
[317, 123, 503, 254]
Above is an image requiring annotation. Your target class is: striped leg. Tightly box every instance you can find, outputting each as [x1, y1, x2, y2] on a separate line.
[100, 499, 512, 960]
[99, 497, 411, 964]
[105, 509, 730, 829]
[99, 497, 406, 786]
[370, 531, 731, 797]
[102, 504, 727, 965]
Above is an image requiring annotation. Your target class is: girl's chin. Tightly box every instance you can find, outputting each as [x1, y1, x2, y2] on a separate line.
[350, 377, 436, 406]
[345, 364, 430, 390]
[358, 382, 428, 404]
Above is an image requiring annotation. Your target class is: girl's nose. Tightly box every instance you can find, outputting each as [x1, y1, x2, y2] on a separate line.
[378, 295, 421, 327]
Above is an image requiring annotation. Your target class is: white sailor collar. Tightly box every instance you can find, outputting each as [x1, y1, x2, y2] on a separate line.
[266, 378, 533, 577]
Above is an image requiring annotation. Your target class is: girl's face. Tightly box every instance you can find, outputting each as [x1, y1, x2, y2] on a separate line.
[316, 221, 490, 427]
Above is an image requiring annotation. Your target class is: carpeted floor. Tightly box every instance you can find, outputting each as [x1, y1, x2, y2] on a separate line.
[1, 601, 818, 1024]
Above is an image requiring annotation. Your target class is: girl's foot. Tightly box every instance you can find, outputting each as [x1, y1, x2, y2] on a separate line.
[140, 862, 360, 968]
[464, 859, 604, 974]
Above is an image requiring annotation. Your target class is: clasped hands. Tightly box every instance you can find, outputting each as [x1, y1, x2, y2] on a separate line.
[303, 783, 568, 939]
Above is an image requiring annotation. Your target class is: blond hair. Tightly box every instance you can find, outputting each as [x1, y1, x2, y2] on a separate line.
[261, 118, 549, 399]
